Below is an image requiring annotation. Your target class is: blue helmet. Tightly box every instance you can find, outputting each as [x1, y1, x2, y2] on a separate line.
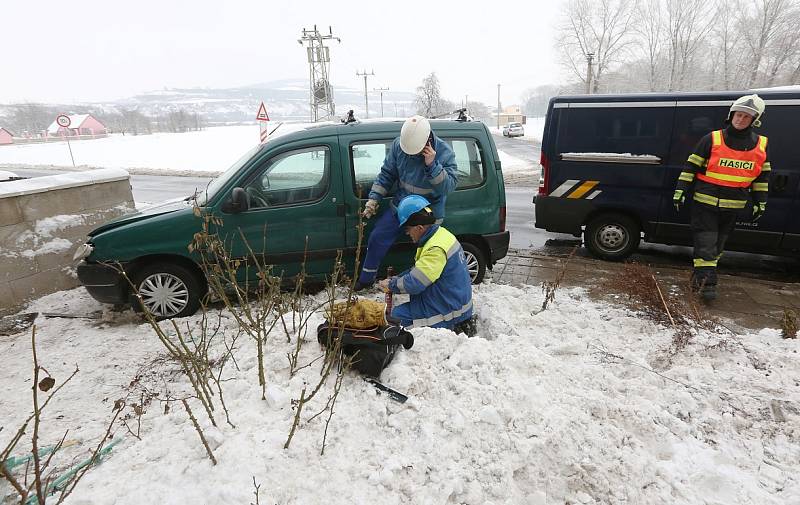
[397, 195, 434, 226]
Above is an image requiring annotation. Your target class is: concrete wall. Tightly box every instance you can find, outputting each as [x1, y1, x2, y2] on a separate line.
[0, 169, 135, 314]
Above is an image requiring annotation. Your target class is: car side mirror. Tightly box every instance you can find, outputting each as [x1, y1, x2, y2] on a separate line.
[222, 187, 249, 213]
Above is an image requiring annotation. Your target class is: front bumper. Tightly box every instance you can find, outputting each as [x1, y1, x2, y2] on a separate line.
[484, 230, 511, 264]
[76, 261, 132, 304]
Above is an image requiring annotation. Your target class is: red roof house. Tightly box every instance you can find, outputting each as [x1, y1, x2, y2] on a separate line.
[0, 128, 13, 145]
[47, 114, 107, 137]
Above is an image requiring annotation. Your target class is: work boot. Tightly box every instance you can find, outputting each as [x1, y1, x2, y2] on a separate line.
[452, 316, 478, 337]
[691, 267, 717, 302]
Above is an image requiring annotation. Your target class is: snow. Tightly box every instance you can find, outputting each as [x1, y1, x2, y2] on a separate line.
[489, 116, 547, 143]
[561, 153, 662, 163]
[2, 283, 798, 504]
[0, 124, 316, 176]
[0, 168, 129, 198]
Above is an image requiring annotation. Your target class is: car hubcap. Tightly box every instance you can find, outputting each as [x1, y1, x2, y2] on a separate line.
[138, 273, 189, 317]
[464, 251, 480, 281]
[597, 224, 628, 252]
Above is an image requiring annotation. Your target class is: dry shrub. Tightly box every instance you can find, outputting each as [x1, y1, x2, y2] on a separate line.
[608, 262, 717, 354]
[781, 309, 798, 339]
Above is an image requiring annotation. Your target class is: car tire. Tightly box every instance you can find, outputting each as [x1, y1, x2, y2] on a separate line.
[584, 213, 641, 261]
[461, 241, 487, 284]
[132, 262, 205, 319]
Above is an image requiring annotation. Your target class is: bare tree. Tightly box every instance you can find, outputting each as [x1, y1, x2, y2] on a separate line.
[556, 0, 636, 93]
[632, 0, 665, 91]
[414, 73, 447, 117]
[664, 0, 717, 91]
[740, 0, 795, 86]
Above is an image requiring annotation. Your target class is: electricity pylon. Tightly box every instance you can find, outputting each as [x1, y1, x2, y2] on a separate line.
[298, 26, 340, 122]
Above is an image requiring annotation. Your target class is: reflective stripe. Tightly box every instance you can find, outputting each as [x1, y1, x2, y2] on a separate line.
[762, 162, 771, 172]
[362, 267, 378, 273]
[445, 241, 460, 258]
[396, 276, 406, 293]
[758, 135, 768, 151]
[693, 192, 747, 209]
[409, 300, 473, 328]
[752, 182, 769, 192]
[699, 171, 755, 184]
[370, 184, 387, 196]
[410, 267, 433, 287]
[567, 180, 599, 199]
[429, 170, 445, 185]
[694, 258, 718, 268]
[400, 180, 433, 194]
[549, 179, 580, 197]
[687, 155, 706, 167]
[711, 130, 722, 146]
[678, 171, 695, 182]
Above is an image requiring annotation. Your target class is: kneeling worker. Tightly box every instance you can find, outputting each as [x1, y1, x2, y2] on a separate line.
[377, 195, 473, 330]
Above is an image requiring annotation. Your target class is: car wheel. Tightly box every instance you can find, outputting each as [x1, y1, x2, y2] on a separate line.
[461, 242, 487, 284]
[132, 262, 204, 318]
[584, 213, 640, 261]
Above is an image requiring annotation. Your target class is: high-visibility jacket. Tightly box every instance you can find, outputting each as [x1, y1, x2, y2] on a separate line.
[368, 135, 458, 219]
[675, 126, 771, 209]
[696, 130, 767, 187]
[389, 225, 473, 329]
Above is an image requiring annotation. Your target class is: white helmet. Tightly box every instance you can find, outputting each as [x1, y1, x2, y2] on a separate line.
[400, 115, 431, 155]
[729, 94, 766, 127]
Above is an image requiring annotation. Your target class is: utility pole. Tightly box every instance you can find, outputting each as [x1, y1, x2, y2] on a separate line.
[374, 87, 389, 117]
[497, 84, 501, 130]
[585, 52, 595, 94]
[298, 25, 340, 122]
[356, 69, 374, 118]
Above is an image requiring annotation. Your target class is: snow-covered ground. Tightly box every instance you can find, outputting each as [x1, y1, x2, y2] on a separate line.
[2, 284, 798, 504]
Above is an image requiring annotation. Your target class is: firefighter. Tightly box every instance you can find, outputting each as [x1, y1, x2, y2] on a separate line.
[376, 195, 473, 331]
[673, 94, 771, 301]
[356, 115, 458, 290]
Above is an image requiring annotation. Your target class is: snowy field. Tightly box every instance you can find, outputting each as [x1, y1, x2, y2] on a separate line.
[2, 283, 798, 504]
[489, 116, 546, 143]
[0, 122, 536, 183]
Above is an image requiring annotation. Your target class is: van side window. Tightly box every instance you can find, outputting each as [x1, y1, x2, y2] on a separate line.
[669, 107, 727, 163]
[351, 141, 393, 198]
[244, 146, 329, 209]
[558, 108, 673, 158]
[446, 138, 485, 189]
[349, 138, 484, 196]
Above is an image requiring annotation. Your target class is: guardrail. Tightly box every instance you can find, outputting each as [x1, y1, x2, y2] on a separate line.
[5, 134, 109, 145]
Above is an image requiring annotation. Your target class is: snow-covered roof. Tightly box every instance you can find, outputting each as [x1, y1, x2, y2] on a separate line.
[46, 114, 90, 134]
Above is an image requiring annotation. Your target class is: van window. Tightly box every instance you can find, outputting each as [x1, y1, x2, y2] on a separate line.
[669, 106, 727, 163]
[244, 146, 329, 208]
[557, 107, 673, 158]
[350, 138, 485, 197]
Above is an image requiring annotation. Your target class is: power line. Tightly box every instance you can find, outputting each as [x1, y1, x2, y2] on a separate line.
[298, 25, 340, 122]
[356, 70, 374, 118]
[374, 87, 389, 117]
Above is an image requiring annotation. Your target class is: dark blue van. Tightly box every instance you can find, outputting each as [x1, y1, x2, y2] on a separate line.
[534, 90, 800, 260]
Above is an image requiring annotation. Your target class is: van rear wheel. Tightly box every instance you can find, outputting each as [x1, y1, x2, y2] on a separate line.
[584, 213, 640, 261]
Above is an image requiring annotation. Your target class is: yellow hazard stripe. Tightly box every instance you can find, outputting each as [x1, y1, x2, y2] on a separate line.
[693, 193, 748, 209]
[752, 182, 769, 192]
[694, 258, 718, 268]
[687, 154, 706, 167]
[711, 130, 722, 146]
[758, 135, 768, 151]
[762, 162, 771, 172]
[566, 180, 599, 199]
[701, 171, 755, 183]
[678, 171, 695, 182]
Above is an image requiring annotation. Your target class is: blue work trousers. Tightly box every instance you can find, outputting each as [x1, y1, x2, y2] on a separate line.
[358, 210, 402, 285]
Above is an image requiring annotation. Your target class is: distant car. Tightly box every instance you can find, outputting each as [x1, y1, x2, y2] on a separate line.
[502, 122, 524, 137]
[0, 170, 21, 182]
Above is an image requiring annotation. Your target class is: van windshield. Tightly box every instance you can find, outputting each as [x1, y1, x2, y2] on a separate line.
[196, 144, 262, 205]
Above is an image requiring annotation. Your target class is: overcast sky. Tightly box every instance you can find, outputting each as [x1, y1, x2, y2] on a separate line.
[2, 0, 565, 107]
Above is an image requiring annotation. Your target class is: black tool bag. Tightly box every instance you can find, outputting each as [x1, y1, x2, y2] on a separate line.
[317, 323, 414, 378]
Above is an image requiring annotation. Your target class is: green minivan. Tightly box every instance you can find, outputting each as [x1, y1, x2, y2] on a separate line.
[75, 119, 510, 318]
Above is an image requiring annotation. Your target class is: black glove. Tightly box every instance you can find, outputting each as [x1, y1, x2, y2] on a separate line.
[673, 189, 685, 212]
[753, 202, 766, 221]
